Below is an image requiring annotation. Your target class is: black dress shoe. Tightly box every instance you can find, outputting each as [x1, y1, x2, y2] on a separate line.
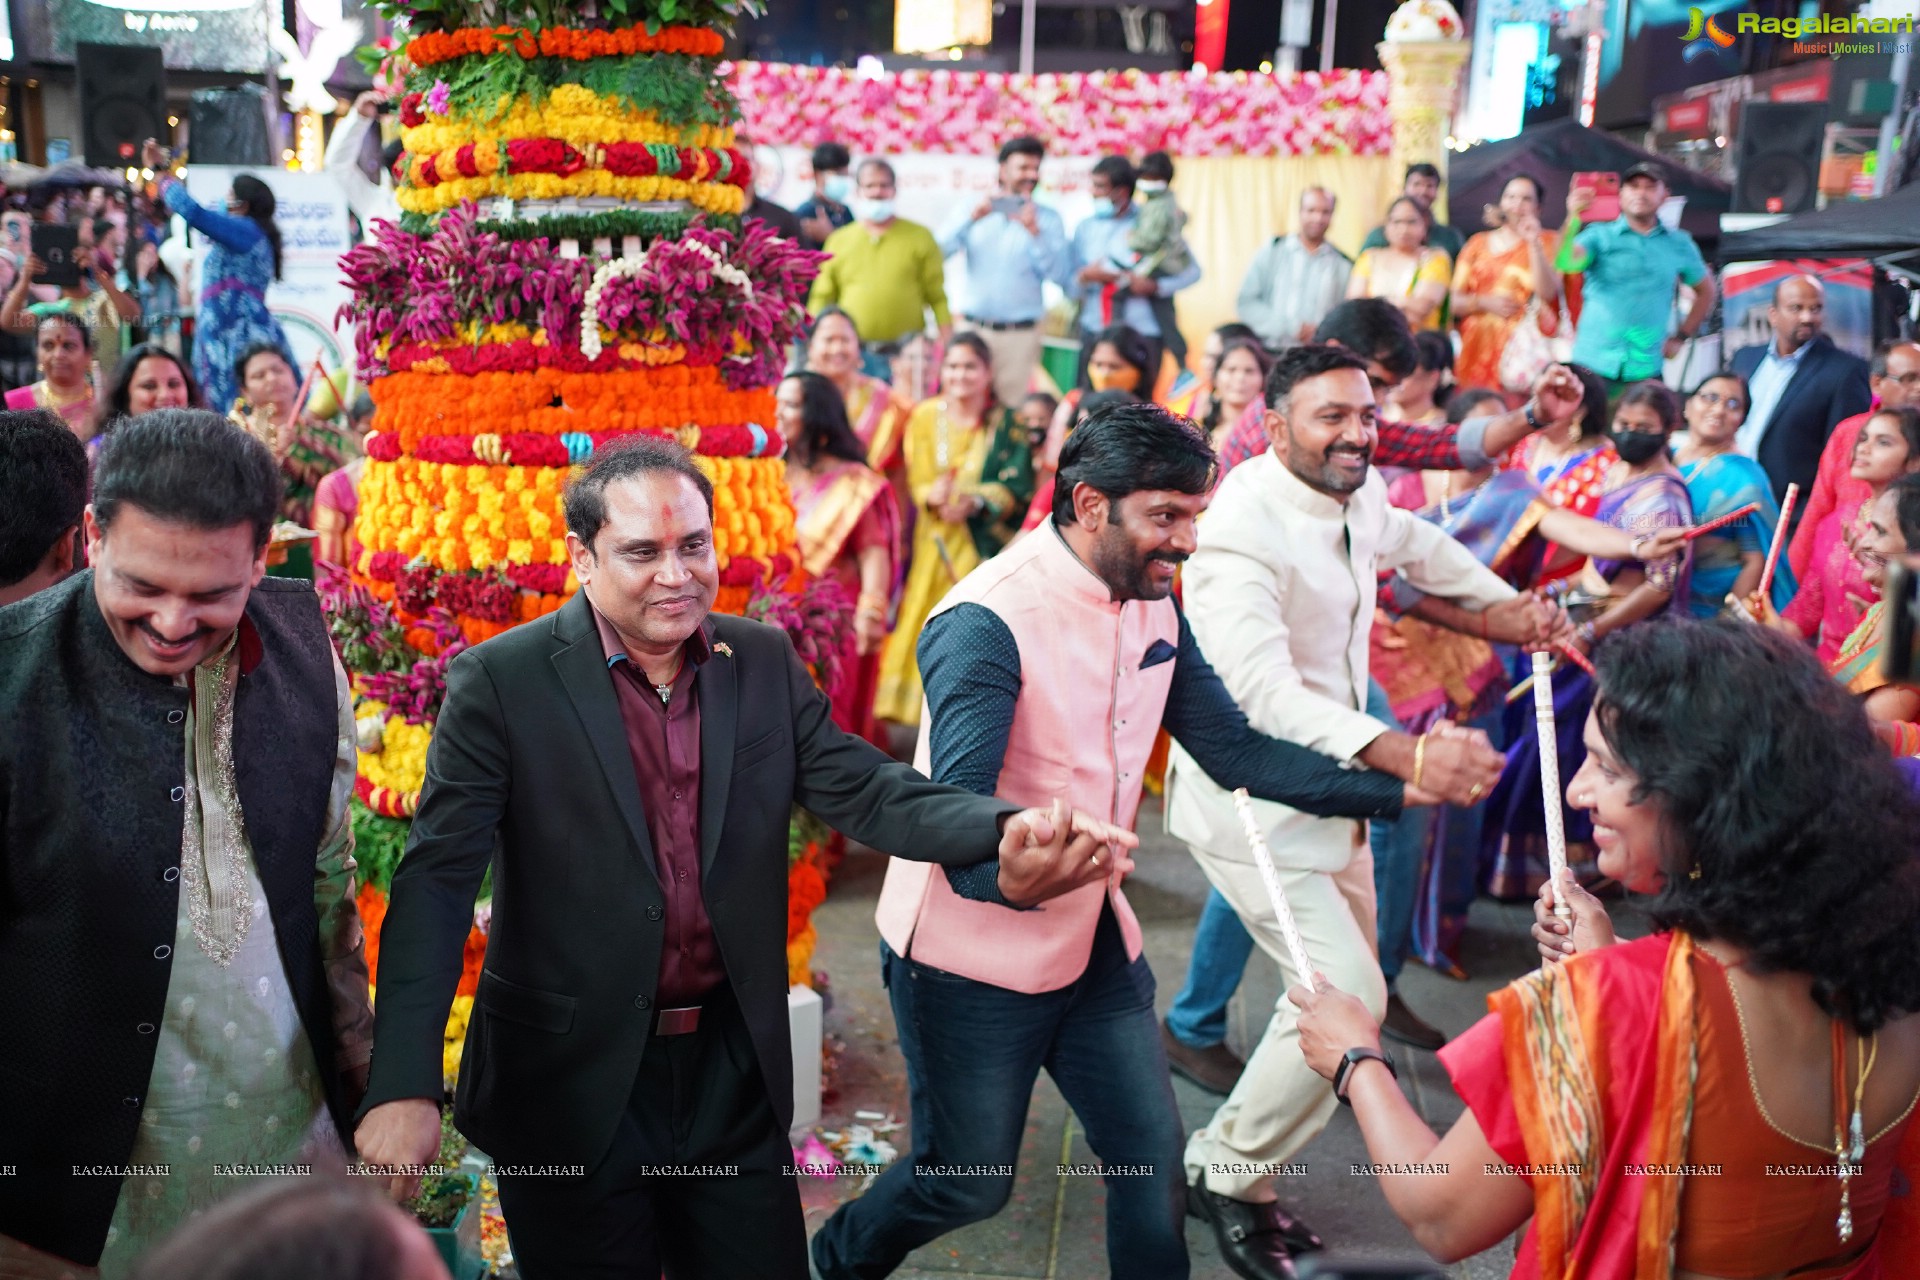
[1187, 1181, 1324, 1280]
[1161, 1018, 1246, 1095]
[1381, 992, 1447, 1051]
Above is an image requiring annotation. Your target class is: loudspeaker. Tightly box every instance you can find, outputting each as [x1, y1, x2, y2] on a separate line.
[1732, 101, 1826, 215]
[76, 42, 168, 170]
[188, 85, 275, 167]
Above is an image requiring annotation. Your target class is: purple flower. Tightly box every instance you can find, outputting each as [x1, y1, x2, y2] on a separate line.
[426, 80, 451, 117]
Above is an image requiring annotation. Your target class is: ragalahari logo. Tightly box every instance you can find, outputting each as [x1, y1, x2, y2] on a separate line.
[1679, 7, 1738, 61]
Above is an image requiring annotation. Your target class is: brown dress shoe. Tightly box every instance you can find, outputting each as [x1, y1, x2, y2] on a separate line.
[1160, 1018, 1245, 1095]
[1380, 992, 1447, 1051]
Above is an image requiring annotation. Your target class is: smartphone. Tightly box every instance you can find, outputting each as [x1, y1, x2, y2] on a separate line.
[1573, 170, 1620, 221]
[990, 195, 1024, 216]
[30, 223, 81, 288]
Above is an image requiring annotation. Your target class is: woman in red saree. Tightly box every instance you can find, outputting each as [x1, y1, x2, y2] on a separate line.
[778, 371, 902, 749]
[1502, 363, 1617, 587]
[1294, 620, 1920, 1278]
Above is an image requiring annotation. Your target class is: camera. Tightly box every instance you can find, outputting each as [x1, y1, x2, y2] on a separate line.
[1884, 562, 1920, 684]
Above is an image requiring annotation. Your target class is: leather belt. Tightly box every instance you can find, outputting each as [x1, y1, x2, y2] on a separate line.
[962, 316, 1038, 332]
[653, 1006, 702, 1036]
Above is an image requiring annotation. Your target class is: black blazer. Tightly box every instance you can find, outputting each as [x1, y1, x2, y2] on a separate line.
[361, 593, 1014, 1168]
[1729, 334, 1872, 514]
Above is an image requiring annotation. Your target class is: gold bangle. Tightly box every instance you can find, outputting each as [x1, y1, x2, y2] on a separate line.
[1412, 732, 1428, 792]
[856, 592, 890, 614]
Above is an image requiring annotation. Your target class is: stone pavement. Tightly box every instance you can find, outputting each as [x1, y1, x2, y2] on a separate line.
[796, 796, 1618, 1280]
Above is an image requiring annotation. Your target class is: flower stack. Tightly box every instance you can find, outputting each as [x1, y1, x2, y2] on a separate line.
[335, 0, 839, 1074]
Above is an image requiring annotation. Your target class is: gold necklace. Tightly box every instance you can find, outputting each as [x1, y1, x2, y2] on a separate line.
[36, 379, 91, 410]
[1836, 1029, 1879, 1243]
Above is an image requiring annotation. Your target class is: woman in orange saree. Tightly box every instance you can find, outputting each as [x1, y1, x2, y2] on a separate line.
[778, 371, 901, 749]
[1294, 621, 1920, 1278]
[1450, 176, 1562, 398]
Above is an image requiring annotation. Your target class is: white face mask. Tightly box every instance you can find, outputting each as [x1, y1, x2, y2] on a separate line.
[823, 173, 853, 203]
[853, 197, 895, 224]
[1137, 180, 1168, 194]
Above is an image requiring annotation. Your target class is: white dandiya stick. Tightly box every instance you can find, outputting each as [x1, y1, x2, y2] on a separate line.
[1230, 788, 1321, 990]
[1531, 650, 1571, 919]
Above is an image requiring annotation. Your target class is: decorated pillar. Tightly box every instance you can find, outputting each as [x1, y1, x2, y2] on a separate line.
[1377, 0, 1470, 180]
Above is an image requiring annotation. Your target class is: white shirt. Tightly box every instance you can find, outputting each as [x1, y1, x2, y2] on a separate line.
[1165, 451, 1514, 871]
[1736, 338, 1814, 457]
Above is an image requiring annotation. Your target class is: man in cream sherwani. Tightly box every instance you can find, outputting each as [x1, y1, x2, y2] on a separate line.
[1167, 344, 1568, 1280]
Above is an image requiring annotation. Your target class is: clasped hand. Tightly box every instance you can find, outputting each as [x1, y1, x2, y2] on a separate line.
[996, 798, 1139, 908]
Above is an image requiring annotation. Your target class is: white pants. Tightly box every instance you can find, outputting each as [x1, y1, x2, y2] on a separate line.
[1182, 835, 1387, 1201]
[955, 320, 1043, 410]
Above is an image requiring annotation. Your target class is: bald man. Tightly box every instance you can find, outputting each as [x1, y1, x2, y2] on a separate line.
[1730, 274, 1871, 518]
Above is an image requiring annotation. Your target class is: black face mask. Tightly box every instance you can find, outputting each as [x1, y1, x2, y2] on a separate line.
[1610, 428, 1670, 465]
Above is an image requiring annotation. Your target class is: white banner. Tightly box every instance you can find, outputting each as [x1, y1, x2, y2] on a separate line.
[182, 166, 354, 374]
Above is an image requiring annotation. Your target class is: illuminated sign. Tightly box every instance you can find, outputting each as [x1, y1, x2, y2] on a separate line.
[894, 0, 992, 54]
[30, 0, 272, 71]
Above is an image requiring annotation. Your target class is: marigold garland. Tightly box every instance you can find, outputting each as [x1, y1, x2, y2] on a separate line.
[365, 423, 775, 467]
[386, 336, 697, 377]
[406, 24, 725, 68]
[369, 366, 776, 449]
[405, 141, 750, 193]
[402, 88, 734, 160]
[398, 172, 745, 215]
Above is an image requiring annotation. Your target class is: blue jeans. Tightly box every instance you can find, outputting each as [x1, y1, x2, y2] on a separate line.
[1164, 888, 1254, 1049]
[1367, 680, 1431, 988]
[811, 908, 1188, 1280]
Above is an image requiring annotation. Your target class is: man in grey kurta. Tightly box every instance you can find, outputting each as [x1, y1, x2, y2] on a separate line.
[0, 410, 372, 1277]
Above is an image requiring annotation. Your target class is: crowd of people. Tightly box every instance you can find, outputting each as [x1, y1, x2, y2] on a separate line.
[0, 121, 1918, 1280]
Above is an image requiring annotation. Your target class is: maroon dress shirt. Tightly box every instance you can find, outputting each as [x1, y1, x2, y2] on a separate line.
[592, 602, 725, 1008]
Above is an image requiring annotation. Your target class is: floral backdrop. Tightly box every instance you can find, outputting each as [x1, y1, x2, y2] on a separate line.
[728, 63, 1394, 158]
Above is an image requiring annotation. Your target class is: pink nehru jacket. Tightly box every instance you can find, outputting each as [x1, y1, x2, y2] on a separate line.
[874, 524, 1177, 994]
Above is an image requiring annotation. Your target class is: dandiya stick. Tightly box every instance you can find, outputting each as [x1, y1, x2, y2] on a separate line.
[1556, 641, 1596, 677]
[1680, 501, 1760, 542]
[1531, 650, 1572, 919]
[1757, 482, 1799, 602]
[1230, 788, 1321, 989]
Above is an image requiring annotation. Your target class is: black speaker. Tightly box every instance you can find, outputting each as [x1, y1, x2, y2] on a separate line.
[76, 42, 168, 170]
[1732, 101, 1827, 215]
[188, 85, 275, 167]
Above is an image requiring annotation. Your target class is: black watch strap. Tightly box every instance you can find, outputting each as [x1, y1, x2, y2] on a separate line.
[1523, 400, 1542, 431]
[1333, 1046, 1396, 1105]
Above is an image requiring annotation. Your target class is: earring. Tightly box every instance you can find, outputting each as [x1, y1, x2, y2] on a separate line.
[1688, 864, 1702, 881]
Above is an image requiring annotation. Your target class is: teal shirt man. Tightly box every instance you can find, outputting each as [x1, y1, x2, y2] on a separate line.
[1554, 163, 1716, 386]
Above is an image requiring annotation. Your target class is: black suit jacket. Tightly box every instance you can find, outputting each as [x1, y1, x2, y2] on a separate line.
[1730, 334, 1872, 514]
[361, 593, 1015, 1167]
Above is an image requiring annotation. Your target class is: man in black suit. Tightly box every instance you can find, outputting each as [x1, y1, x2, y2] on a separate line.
[355, 437, 1137, 1278]
[1730, 274, 1872, 518]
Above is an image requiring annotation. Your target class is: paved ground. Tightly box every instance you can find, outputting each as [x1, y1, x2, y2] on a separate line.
[795, 796, 1601, 1280]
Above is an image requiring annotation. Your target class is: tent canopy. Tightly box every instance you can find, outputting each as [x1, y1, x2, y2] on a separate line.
[1446, 119, 1730, 241]
[1717, 182, 1920, 269]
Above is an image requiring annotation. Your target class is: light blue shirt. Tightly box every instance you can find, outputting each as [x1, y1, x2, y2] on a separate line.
[938, 203, 1070, 324]
[1070, 204, 1202, 338]
[1736, 339, 1814, 457]
[1565, 219, 1707, 381]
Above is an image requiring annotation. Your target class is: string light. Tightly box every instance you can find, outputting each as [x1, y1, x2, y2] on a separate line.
[295, 108, 324, 172]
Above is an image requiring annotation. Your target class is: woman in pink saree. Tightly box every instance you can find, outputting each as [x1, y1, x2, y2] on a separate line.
[778, 371, 901, 748]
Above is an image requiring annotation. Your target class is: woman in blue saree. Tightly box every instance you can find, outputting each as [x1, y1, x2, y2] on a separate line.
[1480, 381, 1694, 900]
[1672, 371, 1796, 618]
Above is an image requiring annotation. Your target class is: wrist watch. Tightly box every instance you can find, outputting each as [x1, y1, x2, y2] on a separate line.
[1333, 1046, 1396, 1105]
[1522, 400, 1542, 431]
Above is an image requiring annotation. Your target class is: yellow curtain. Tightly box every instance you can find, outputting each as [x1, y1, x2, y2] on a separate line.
[1169, 153, 1400, 365]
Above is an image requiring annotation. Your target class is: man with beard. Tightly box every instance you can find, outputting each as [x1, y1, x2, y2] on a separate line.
[811, 403, 1444, 1280]
[1167, 346, 1540, 1280]
[940, 135, 1069, 408]
[1729, 274, 1872, 515]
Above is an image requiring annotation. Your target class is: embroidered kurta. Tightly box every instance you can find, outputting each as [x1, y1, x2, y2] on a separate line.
[0, 649, 370, 1279]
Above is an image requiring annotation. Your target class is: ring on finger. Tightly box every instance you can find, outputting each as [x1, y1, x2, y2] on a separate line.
[1467, 782, 1485, 801]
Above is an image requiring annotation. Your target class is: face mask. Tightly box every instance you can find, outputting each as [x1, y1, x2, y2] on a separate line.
[823, 174, 853, 203]
[1609, 428, 1670, 465]
[1089, 367, 1141, 393]
[1137, 180, 1168, 195]
[1090, 197, 1117, 219]
[852, 197, 895, 223]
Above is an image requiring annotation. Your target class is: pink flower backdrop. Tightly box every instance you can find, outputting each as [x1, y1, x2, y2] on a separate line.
[728, 64, 1394, 158]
